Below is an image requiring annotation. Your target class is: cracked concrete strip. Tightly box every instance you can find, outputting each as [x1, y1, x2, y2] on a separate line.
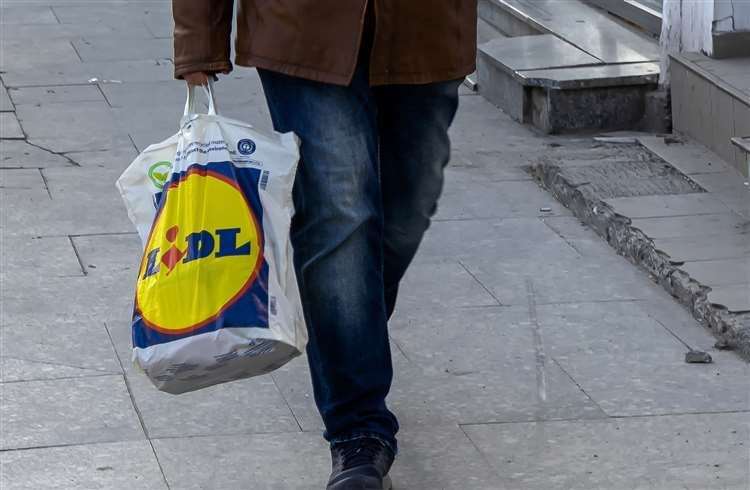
[0, 140, 73, 168]
[530, 148, 750, 360]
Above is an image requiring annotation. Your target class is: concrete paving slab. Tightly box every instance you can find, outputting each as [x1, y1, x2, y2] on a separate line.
[153, 425, 500, 490]
[72, 37, 172, 62]
[51, 4, 171, 25]
[0, 38, 81, 71]
[0, 84, 14, 112]
[112, 104, 182, 137]
[689, 170, 750, 195]
[537, 302, 750, 416]
[71, 233, 142, 278]
[42, 164, 128, 197]
[0, 235, 83, 278]
[638, 295, 725, 351]
[128, 129, 178, 153]
[2, 60, 174, 88]
[630, 213, 748, 239]
[639, 135, 734, 174]
[653, 234, 750, 262]
[153, 432, 329, 490]
[388, 425, 504, 490]
[100, 80, 189, 109]
[463, 412, 750, 490]
[606, 193, 730, 218]
[66, 147, 138, 170]
[8, 84, 105, 106]
[0, 441, 168, 490]
[419, 218, 580, 264]
[1, 276, 134, 324]
[0, 6, 58, 25]
[0, 374, 144, 450]
[27, 132, 134, 154]
[268, 357, 325, 432]
[389, 306, 606, 424]
[2, 183, 133, 236]
[462, 254, 658, 305]
[0, 318, 121, 382]
[681, 258, 750, 287]
[1, 112, 25, 139]
[449, 150, 535, 181]
[389, 357, 607, 428]
[398, 258, 500, 310]
[540, 216, 602, 240]
[709, 285, 750, 313]
[449, 94, 544, 154]
[437, 174, 568, 220]
[0, 22, 153, 41]
[0, 140, 71, 168]
[389, 305, 533, 374]
[125, 370, 300, 439]
[143, 12, 174, 39]
[0, 167, 48, 196]
[16, 101, 118, 144]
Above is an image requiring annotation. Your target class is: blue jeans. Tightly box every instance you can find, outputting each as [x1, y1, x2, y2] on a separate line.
[258, 62, 461, 452]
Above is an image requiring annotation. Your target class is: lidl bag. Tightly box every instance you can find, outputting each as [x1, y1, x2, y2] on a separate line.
[117, 81, 306, 394]
[116, 134, 178, 241]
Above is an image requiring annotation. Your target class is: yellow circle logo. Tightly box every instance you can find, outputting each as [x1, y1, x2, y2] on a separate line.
[135, 167, 263, 334]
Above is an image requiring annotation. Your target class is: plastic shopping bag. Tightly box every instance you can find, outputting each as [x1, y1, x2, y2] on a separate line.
[116, 134, 178, 241]
[116, 82, 306, 394]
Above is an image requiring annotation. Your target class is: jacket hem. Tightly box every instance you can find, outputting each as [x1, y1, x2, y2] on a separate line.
[174, 60, 233, 80]
[236, 53, 352, 86]
[236, 53, 475, 87]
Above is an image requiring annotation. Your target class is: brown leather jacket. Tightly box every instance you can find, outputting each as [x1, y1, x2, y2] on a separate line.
[173, 1, 477, 86]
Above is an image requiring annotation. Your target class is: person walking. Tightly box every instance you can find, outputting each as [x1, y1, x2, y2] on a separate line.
[172, 2, 477, 488]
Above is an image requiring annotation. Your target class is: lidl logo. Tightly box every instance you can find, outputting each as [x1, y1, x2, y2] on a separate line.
[135, 167, 264, 335]
[148, 161, 172, 190]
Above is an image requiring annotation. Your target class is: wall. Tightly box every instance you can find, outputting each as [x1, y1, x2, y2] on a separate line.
[659, 0, 715, 83]
[713, 0, 750, 33]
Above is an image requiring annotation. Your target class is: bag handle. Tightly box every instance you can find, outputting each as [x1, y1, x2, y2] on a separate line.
[183, 78, 218, 117]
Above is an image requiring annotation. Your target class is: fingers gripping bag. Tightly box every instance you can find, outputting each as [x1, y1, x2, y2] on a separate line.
[117, 81, 306, 394]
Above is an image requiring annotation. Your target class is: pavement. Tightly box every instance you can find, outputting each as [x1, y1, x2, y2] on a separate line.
[1, 2, 749, 489]
[531, 135, 750, 358]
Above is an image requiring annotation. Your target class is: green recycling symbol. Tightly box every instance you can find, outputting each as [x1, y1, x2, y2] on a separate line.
[148, 161, 172, 190]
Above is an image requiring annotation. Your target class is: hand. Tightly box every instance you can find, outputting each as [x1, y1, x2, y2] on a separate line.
[184, 71, 211, 86]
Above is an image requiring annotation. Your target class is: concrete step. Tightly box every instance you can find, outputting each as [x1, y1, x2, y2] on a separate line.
[731, 137, 750, 176]
[476, 0, 664, 134]
[478, 35, 660, 134]
[670, 53, 750, 176]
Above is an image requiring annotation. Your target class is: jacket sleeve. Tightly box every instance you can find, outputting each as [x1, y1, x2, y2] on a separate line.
[172, 0, 234, 79]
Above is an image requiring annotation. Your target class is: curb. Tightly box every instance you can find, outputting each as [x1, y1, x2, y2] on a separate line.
[529, 159, 750, 361]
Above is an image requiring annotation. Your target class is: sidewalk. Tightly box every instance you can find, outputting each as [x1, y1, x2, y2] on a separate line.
[1, 2, 749, 489]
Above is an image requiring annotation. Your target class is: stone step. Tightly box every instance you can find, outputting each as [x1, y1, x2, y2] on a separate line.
[477, 35, 660, 134]
[478, 0, 660, 63]
[476, 0, 664, 134]
[731, 137, 750, 176]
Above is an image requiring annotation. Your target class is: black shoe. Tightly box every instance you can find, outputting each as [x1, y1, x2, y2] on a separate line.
[326, 437, 394, 490]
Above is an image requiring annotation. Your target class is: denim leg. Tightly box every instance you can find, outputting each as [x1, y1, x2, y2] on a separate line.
[374, 80, 462, 317]
[258, 67, 399, 450]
